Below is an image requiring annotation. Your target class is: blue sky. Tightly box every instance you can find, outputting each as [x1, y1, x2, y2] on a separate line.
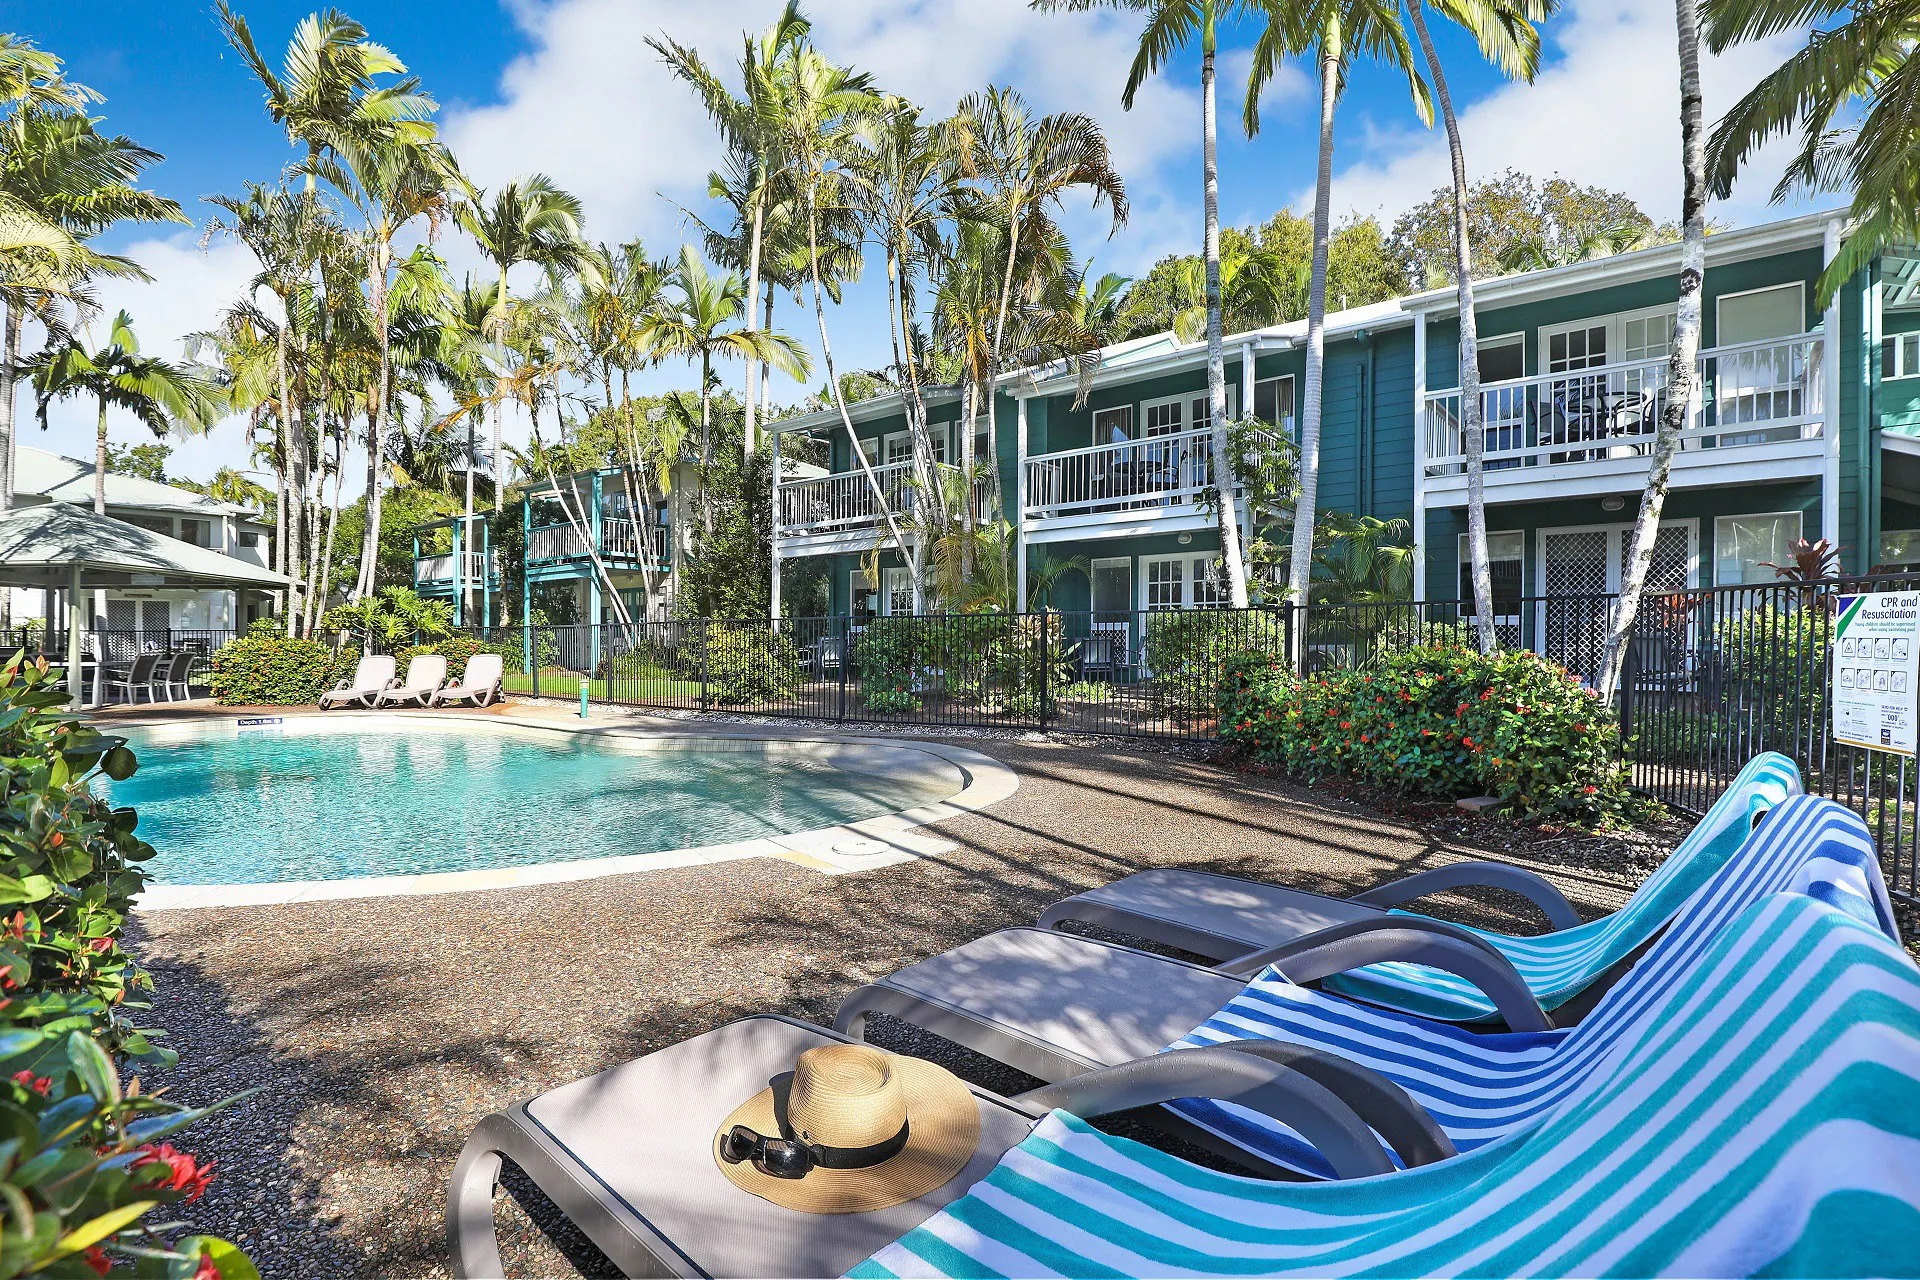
[13, 0, 1814, 492]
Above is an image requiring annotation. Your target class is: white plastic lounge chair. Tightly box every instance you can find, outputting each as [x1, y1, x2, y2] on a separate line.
[853, 891, 1920, 1279]
[318, 655, 397, 709]
[449, 885, 1920, 1278]
[373, 654, 447, 708]
[430, 653, 503, 708]
[1037, 750, 1803, 1022]
[834, 794, 1895, 1178]
[449, 1019, 1447, 1279]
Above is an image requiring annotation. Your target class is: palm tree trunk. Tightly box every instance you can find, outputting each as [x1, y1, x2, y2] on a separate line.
[276, 322, 306, 636]
[699, 350, 715, 537]
[0, 304, 21, 515]
[493, 264, 510, 513]
[762, 289, 775, 424]
[1201, 16, 1251, 610]
[802, 174, 918, 597]
[316, 452, 344, 625]
[1599, 0, 1708, 704]
[93, 395, 108, 516]
[743, 189, 767, 463]
[356, 252, 392, 603]
[1288, 30, 1342, 626]
[1406, 0, 1495, 654]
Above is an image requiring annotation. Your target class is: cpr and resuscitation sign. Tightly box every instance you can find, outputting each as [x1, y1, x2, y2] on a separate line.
[1833, 590, 1920, 756]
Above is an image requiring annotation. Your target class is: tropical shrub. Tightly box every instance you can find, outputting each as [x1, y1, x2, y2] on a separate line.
[1145, 608, 1289, 716]
[207, 626, 358, 705]
[393, 634, 505, 682]
[854, 619, 927, 713]
[0, 653, 252, 1278]
[318, 586, 454, 653]
[1217, 642, 1634, 824]
[704, 623, 802, 706]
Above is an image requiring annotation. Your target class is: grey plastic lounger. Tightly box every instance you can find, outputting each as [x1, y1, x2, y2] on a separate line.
[317, 654, 397, 709]
[429, 653, 503, 708]
[447, 1013, 1448, 1280]
[1036, 750, 1802, 1023]
[373, 654, 447, 708]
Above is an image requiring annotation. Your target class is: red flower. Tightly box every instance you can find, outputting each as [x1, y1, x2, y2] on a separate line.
[1584, 784, 1598, 794]
[192, 1252, 222, 1280]
[1359, 734, 1370, 743]
[1456, 703, 1468, 715]
[83, 1247, 110, 1278]
[1339, 721, 1352, 730]
[1461, 736, 1474, 748]
[1574, 723, 1588, 733]
[12, 1069, 49, 1096]
[132, 1143, 216, 1203]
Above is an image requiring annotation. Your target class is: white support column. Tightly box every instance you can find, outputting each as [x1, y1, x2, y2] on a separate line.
[1240, 339, 1256, 419]
[1822, 216, 1844, 550]
[65, 563, 83, 711]
[769, 427, 783, 625]
[1015, 395, 1030, 613]
[1411, 311, 1429, 602]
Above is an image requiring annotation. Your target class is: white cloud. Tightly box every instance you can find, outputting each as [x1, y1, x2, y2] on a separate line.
[27, 234, 264, 484]
[1307, 0, 1818, 228]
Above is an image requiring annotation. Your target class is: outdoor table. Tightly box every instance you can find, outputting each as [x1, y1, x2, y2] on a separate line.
[450, 1014, 1035, 1278]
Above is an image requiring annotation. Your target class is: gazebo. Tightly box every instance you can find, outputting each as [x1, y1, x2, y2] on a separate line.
[0, 502, 293, 706]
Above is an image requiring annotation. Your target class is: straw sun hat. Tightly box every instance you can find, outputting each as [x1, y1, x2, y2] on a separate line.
[714, 1043, 980, 1214]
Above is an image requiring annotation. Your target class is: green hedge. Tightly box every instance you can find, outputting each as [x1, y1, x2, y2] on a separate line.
[1218, 643, 1635, 824]
[207, 627, 359, 706]
[0, 654, 253, 1278]
[705, 624, 803, 706]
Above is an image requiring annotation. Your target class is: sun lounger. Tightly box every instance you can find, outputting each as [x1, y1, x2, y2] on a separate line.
[448, 1019, 1445, 1279]
[834, 794, 1894, 1178]
[318, 654, 397, 709]
[429, 653, 503, 708]
[373, 654, 448, 708]
[1038, 750, 1803, 1021]
[852, 891, 1920, 1279]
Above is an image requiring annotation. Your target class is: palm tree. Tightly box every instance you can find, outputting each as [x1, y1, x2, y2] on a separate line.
[637, 246, 808, 533]
[1400, 0, 1553, 653]
[1702, 0, 1920, 300]
[1495, 219, 1649, 272]
[1034, 0, 1256, 605]
[27, 310, 222, 514]
[651, 3, 811, 461]
[1038, 266, 1134, 408]
[216, 3, 436, 196]
[0, 105, 184, 513]
[1597, 0, 1711, 702]
[454, 175, 590, 512]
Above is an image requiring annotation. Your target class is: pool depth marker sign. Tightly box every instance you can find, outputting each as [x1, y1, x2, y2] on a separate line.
[1833, 590, 1920, 756]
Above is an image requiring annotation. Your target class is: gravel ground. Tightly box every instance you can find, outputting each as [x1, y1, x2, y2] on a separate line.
[113, 710, 1905, 1277]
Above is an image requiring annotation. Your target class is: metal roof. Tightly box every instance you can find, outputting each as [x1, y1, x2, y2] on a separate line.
[0, 502, 292, 590]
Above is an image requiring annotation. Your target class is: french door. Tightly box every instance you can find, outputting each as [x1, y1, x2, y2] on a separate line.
[1538, 522, 1693, 683]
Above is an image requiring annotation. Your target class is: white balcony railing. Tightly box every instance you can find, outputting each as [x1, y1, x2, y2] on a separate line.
[1023, 425, 1283, 521]
[777, 461, 996, 536]
[528, 518, 670, 566]
[416, 550, 497, 584]
[1421, 332, 1826, 477]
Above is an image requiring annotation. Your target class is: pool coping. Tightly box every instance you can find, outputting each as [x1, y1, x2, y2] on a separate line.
[117, 710, 1019, 911]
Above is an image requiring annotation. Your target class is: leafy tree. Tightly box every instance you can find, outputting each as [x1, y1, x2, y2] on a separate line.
[1386, 170, 1667, 288]
[103, 440, 171, 481]
[325, 481, 459, 603]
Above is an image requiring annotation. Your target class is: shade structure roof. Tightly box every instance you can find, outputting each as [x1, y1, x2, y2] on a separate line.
[0, 502, 291, 591]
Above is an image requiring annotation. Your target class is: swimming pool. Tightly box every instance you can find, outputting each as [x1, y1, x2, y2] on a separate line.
[107, 718, 968, 888]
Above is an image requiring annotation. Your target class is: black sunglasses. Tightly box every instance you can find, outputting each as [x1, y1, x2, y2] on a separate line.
[720, 1119, 912, 1180]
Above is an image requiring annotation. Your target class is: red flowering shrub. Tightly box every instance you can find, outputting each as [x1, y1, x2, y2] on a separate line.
[1216, 643, 1634, 824]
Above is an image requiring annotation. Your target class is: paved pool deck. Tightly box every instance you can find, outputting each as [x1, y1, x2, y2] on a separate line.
[116, 700, 1646, 1278]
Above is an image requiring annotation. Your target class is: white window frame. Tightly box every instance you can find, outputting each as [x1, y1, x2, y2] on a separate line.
[1880, 529, 1920, 566]
[1713, 510, 1804, 586]
[1458, 530, 1525, 624]
[1534, 518, 1699, 595]
[1137, 385, 1237, 437]
[1715, 281, 1806, 347]
[1538, 303, 1678, 375]
[1137, 551, 1228, 611]
[1093, 405, 1135, 442]
[883, 425, 953, 466]
[1252, 374, 1296, 436]
[1884, 331, 1920, 380]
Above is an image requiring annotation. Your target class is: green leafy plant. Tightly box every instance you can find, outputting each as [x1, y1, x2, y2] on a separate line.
[1217, 642, 1635, 825]
[393, 634, 505, 682]
[319, 586, 455, 653]
[1145, 609, 1288, 718]
[0, 653, 255, 1278]
[703, 623, 802, 706]
[206, 630, 358, 706]
[854, 619, 927, 713]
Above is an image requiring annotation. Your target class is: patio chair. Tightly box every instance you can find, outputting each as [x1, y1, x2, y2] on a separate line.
[449, 1019, 1448, 1279]
[373, 654, 448, 708]
[318, 655, 398, 709]
[103, 652, 162, 705]
[158, 650, 196, 702]
[852, 890, 1920, 1279]
[430, 653, 503, 708]
[1030, 750, 1803, 1023]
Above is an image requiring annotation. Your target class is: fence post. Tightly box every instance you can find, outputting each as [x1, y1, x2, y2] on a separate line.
[1036, 609, 1051, 733]
[531, 624, 539, 700]
[836, 618, 849, 721]
[699, 617, 711, 713]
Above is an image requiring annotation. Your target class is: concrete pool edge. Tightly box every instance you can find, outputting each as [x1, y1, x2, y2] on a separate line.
[120, 711, 1020, 910]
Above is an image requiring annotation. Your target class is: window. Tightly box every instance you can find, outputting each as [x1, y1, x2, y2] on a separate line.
[1143, 398, 1182, 437]
[1881, 530, 1920, 568]
[1458, 531, 1524, 621]
[1885, 333, 1920, 380]
[1714, 511, 1802, 586]
[1090, 558, 1132, 614]
[883, 428, 948, 465]
[1145, 556, 1184, 609]
[1475, 335, 1526, 468]
[237, 530, 260, 549]
[1718, 283, 1803, 346]
[882, 567, 912, 616]
[177, 518, 211, 548]
[1252, 375, 1295, 434]
[124, 515, 171, 537]
[1141, 553, 1227, 610]
[1139, 387, 1237, 439]
[1094, 405, 1134, 443]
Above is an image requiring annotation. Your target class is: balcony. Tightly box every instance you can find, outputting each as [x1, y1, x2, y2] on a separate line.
[1021, 425, 1280, 544]
[415, 550, 500, 587]
[528, 518, 670, 569]
[775, 461, 997, 555]
[1420, 332, 1827, 505]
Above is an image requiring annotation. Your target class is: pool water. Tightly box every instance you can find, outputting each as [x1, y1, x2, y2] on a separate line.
[106, 724, 958, 886]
